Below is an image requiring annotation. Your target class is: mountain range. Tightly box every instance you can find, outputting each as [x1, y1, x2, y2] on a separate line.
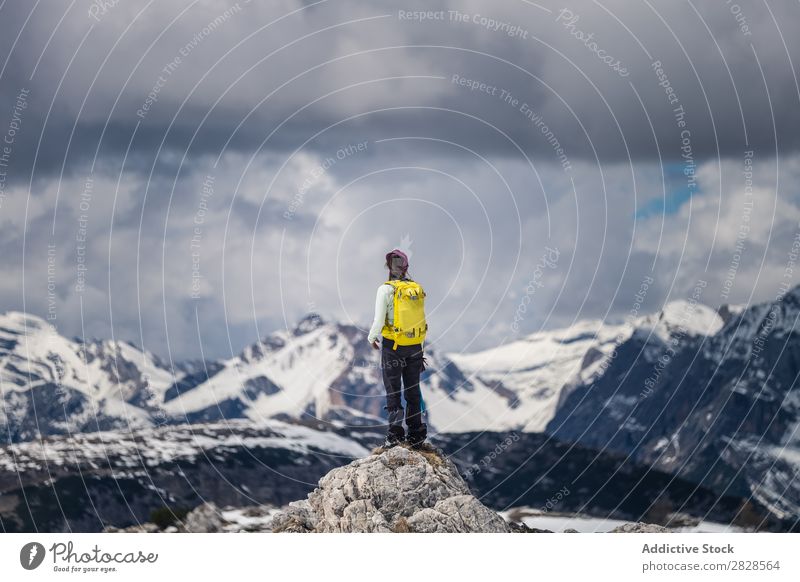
[0, 297, 725, 440]
[1, 286, 799, 527]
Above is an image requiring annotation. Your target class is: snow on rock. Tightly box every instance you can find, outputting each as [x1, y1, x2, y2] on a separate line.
[633, 299, 724, 343]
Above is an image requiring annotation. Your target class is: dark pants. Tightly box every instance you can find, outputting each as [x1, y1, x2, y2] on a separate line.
[381, 340, 427, 440]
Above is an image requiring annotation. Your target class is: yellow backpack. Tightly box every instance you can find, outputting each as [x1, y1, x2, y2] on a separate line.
[381, 279, 428, 349]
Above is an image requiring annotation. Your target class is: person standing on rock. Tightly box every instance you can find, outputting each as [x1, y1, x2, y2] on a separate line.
[368, 249, 429, 449]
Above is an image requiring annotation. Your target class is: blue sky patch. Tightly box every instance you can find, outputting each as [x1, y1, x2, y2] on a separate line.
[635, 163, 699, 220]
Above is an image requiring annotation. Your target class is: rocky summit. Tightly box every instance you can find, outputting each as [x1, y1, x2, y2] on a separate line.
[271, 444, 512, 533]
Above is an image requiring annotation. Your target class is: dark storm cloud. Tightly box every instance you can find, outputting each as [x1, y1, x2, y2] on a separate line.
[0, 0, 799, 188]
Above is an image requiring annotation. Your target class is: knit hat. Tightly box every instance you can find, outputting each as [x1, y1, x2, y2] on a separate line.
[385, 249, 409, 277]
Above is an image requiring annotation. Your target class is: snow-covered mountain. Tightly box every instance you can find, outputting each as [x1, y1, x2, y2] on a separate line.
[0, 297, 743, 443]
[0, 311, 175, 441]
[447, 299, 725, 432]
[0, 310, 519, 440]
[548, 288, 800, 520]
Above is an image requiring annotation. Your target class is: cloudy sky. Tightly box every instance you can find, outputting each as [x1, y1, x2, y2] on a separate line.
[1, 0, 799, 360]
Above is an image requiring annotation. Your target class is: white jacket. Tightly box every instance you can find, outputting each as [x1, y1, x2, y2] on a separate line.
[367, 283, 395, 344]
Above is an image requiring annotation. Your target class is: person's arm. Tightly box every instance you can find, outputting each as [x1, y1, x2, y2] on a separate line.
[367, 285, 392, 345]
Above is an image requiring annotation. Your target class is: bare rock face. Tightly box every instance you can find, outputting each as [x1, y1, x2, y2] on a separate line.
[272, 445, 512, 533]
[406, 495, 511, 533]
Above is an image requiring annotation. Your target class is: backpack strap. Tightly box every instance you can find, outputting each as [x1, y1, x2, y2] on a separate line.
[384, 281, 400, 349]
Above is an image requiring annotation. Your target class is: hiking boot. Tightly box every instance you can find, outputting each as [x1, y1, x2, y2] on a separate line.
[406, 433, 427, 450]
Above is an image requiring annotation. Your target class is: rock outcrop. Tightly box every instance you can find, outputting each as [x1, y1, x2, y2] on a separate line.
[271, 444, 512, 533]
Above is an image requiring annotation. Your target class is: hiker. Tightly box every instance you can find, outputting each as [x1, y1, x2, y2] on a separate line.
[368, 249, 429, 449]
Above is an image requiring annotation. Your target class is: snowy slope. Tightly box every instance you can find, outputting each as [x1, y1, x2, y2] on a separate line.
[499, 508, 745, 533]
[0, 311, 174, 401]
[0, 311, 174, 441]
[447, 319, 628, 431]
[0, 418, 369, 474]
[163, 315, 354, 421]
